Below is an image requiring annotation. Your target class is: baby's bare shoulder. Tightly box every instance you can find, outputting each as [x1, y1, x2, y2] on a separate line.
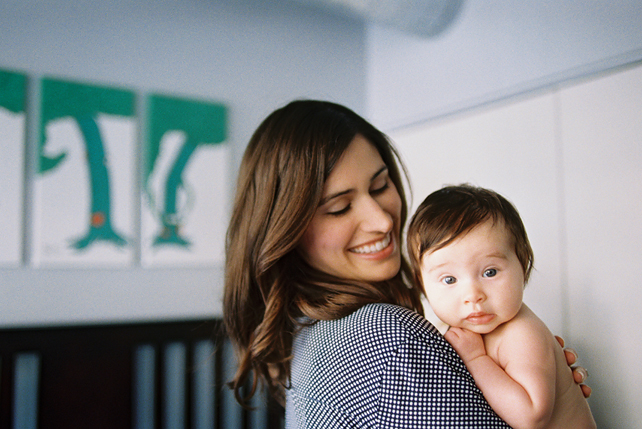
[496, 305, 553, 341]
[486, 305, 557, 361]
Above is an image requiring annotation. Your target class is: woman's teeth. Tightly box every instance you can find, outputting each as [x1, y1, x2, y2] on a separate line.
[351, 234, 391, 254]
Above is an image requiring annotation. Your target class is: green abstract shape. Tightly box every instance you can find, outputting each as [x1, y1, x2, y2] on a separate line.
[146, 94, 226, 247]
[153, 139, 198, 246]
[71, 116, 127, 249]
[38, 78, 135, 252]
[0, 69, 26, 113]
[146, 94, 226, 181]
[39, 78, 135, 174]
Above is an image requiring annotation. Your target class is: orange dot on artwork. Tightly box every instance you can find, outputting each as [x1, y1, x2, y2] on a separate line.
[91, 212, 106, 227]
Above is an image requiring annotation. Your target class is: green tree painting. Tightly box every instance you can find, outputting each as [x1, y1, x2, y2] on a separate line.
[36, 78, 136, 264]
[143, 94, 227, 265]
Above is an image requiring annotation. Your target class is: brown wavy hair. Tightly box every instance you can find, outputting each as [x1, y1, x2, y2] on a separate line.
[223, 100, 423, 406]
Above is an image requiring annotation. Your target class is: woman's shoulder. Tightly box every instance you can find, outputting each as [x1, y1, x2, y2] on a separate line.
[303, 303, 441, 351]
[349, 303, 438, 336]
[291, 303, 450, 380]
[290, 304, 444, 397]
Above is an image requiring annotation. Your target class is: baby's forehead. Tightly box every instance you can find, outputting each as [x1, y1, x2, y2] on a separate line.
[425, 217, 509, 248]
[420, 219, 516, 262]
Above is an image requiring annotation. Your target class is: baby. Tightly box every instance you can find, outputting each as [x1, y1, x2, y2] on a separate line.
[407, 184, 595, 429]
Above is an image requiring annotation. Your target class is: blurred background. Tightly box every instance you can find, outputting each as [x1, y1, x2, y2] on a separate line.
[1, 0, 641, 427]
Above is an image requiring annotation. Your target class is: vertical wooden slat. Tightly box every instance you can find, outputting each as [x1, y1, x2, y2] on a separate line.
[184, 343, 192, 429]
[213, 334, 223, 429]
[133, 344, 156, 429]
[12, 353, 39, 429]
[192, 340, 215, 429]
[163, 342, 186, 429]
[220, 338, 244, 428]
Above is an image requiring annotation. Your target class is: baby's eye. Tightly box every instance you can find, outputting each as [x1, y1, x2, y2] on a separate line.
[442, 276, 457, 285]
[483, 268, 497, 278]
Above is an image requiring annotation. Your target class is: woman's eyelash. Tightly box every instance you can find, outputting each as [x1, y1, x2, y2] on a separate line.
[370, 182, 389, 195]
[326, 180, 389, 216]
[328, 205, 350, 216]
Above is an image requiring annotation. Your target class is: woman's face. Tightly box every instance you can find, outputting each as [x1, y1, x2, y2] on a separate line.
[298, 135, 402, 282]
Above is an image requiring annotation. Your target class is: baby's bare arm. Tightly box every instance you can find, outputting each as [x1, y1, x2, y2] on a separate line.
[445, 322, 556, 429]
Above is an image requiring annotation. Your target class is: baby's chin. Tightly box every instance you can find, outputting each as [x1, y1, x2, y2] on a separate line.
[464, 325, 496, 335]
[457, 321, 501, 335]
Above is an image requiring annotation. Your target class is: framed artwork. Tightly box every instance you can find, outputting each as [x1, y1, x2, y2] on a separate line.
[0, 69, 27, 266]
[32, 78, 137, 267]
[141, 94, 228, 266]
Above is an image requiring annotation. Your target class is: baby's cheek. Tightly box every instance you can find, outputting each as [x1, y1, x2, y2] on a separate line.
[432, 301, 455, 325]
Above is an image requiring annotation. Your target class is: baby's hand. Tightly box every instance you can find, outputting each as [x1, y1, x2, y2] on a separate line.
[445, 327, 486, 363]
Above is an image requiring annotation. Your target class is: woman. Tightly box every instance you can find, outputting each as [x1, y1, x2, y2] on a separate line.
[224, 100, 589, 427]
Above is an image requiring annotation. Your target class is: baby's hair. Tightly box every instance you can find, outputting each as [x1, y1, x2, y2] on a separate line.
[407, 184, 534, 288]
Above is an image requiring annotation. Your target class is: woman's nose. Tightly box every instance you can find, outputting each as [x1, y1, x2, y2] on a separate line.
[360, 196, 394, 232]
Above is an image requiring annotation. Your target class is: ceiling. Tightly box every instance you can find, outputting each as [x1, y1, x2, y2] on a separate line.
[289, 0, 465, 37]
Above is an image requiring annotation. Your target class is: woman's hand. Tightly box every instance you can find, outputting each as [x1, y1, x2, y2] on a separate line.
[555, 336, 592, 398]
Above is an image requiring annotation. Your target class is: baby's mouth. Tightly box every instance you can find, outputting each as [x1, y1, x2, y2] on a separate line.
[466, 312, 495, 325]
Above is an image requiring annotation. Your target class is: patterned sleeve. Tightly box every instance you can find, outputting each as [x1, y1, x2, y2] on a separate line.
[377, 308, 511, 428]
[285, 304, 511, 428]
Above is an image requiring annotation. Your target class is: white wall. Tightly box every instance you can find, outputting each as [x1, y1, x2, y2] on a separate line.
[367, 0, 642, 130]
[0, 0, 367, 326]
[559, 64, 642, 429]
[388, 44, 642, 429]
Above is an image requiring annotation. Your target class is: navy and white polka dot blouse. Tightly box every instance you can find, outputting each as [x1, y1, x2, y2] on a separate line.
[285, 303, 510, 428]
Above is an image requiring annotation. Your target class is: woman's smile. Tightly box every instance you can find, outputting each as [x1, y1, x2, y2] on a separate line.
[349, 233, 392, 255]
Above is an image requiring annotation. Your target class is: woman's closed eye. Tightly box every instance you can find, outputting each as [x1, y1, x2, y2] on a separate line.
[370, 181, 389, 196]
[328, 204, 351, 216]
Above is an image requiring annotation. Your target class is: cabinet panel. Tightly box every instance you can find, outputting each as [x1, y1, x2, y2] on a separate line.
[559, 63, 642, 429]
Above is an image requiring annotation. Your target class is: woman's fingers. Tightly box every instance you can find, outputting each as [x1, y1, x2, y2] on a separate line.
[580, 384, 592, 399]
[556, 336, 579, 366]
[555, 335, 565, 348]
[555, 336, 592, 398]
[564, 347, 579, 366]
[573, 366, 589, 384]
[572, 365, 591, 398]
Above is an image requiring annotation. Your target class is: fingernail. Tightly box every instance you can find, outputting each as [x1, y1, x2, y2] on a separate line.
[566, 347, 578, 361]
[576, 367, 589, 382]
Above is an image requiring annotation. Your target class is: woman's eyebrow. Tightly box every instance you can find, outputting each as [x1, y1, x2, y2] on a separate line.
[318, 165, 388, 207]
[371, 165, 388, 181]
[319, 189, 352, 207]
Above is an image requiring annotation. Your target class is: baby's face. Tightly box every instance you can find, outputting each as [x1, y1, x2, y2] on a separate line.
[420, 220, 525, 334]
